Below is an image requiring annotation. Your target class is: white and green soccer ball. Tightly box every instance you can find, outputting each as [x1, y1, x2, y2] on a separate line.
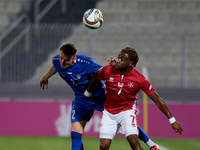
[83, 8, 103, 29]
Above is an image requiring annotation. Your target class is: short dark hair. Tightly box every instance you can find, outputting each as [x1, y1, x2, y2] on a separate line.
[60, 43, 77, 55]
[122, 47, 139, 67]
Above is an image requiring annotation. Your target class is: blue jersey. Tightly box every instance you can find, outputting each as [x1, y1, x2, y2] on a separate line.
[52, 54, 106, 107]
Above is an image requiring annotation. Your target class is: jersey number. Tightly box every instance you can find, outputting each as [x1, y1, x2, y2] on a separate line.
[117, 88, 122, 95]
[117, 82, 124, 95]
[130, 115, 135, 127]
[72, 110, 75, 119]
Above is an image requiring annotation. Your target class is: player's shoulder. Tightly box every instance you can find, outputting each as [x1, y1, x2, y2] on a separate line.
[52, 54, 60, 62]
[76, 54, 90, 60]
[102, 65, 115, 71]
[130, 68, 146, 80]
[76, 54, 102, 70]
[131, 68, 142, 75]
[53, 54, 59, 59]
[103, 65, 113, 69]
[76, 54, 95, 64]
[100, 65, 117, 75]
[131, 68, 150, 84]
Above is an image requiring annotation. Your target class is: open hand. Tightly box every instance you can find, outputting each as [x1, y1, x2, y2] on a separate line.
[107, 56, 116, 65]
[39, 77, 49, 90]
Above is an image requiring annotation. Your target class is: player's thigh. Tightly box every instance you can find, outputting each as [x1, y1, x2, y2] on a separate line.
[71, 101, 94, 123]
[100, 110, 117, 140]
[120, 109, 139, 137]
[71, 120, 87, 133]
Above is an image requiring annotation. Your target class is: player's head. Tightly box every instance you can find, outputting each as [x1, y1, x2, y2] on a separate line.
[59, 43, 77, 69]
[121, 47, 139, 67]
[115, 47, 139, 72]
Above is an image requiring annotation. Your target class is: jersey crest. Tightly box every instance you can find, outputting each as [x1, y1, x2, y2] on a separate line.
[118, 82, 124, 88]
[128, 82, 134, 88]
[76, 74, 81, 79]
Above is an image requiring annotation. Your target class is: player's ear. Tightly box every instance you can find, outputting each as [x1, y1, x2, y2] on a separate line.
[73, 56, 77, 61]
[129, 61, 134, 67]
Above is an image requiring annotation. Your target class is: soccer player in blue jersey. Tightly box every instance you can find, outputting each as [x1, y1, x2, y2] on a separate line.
[39, 43, 160, 150]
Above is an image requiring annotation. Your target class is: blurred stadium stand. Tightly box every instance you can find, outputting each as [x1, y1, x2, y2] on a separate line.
[0, 0, 200, 100]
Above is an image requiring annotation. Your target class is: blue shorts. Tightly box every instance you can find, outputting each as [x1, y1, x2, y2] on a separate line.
[71, 94, 106, 123]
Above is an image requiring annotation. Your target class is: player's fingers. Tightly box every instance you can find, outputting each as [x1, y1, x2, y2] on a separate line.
[46, 84, 48, 89]
[177, 129, 182, 135]
[175, 127, 182, 135]
[107, 59, 110, 64]
[111, 58, 116, 63]
[178, 127, 183, 135]
[40, 82, 42, 89]
[92, 99, 95, 104]
[39, 80, 44, 89]
[89, 97, 95, 104]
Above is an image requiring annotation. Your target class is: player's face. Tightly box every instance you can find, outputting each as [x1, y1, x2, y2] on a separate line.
[115, 52, 132, 72]
[59, 51, 76, 69]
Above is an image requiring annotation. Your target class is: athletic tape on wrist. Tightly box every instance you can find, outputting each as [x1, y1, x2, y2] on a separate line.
[84, 90, 92, 97]
[169, 117, 176, 124]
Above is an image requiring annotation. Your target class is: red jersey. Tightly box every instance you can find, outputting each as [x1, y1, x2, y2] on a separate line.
[98, 65, 155, 114]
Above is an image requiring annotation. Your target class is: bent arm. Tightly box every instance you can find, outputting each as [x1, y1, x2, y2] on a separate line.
[84, 72, 100, 97]
[39, 65, 57, 89]
[43, 65, 57, 79]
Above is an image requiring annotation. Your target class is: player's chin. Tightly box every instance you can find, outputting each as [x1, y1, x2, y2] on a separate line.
[61, 65, 69, 69]
[115, 64, 120, 70]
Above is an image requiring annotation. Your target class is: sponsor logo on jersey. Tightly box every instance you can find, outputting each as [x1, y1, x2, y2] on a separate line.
[109, 77, 114, 82]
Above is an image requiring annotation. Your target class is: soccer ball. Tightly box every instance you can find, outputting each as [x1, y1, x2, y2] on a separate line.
[83, 8, 103, 29]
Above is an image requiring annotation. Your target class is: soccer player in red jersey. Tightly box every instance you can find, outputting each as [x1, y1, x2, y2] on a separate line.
[84, 47, 183, 150]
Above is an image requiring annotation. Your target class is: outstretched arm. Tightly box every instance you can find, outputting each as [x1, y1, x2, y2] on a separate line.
[84, 72, 100, 98]
[149, 92, 183, 135]
[39, 64, 57, 89]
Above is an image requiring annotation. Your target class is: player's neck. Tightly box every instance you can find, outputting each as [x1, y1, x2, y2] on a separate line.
[120, 67, 132, 75]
